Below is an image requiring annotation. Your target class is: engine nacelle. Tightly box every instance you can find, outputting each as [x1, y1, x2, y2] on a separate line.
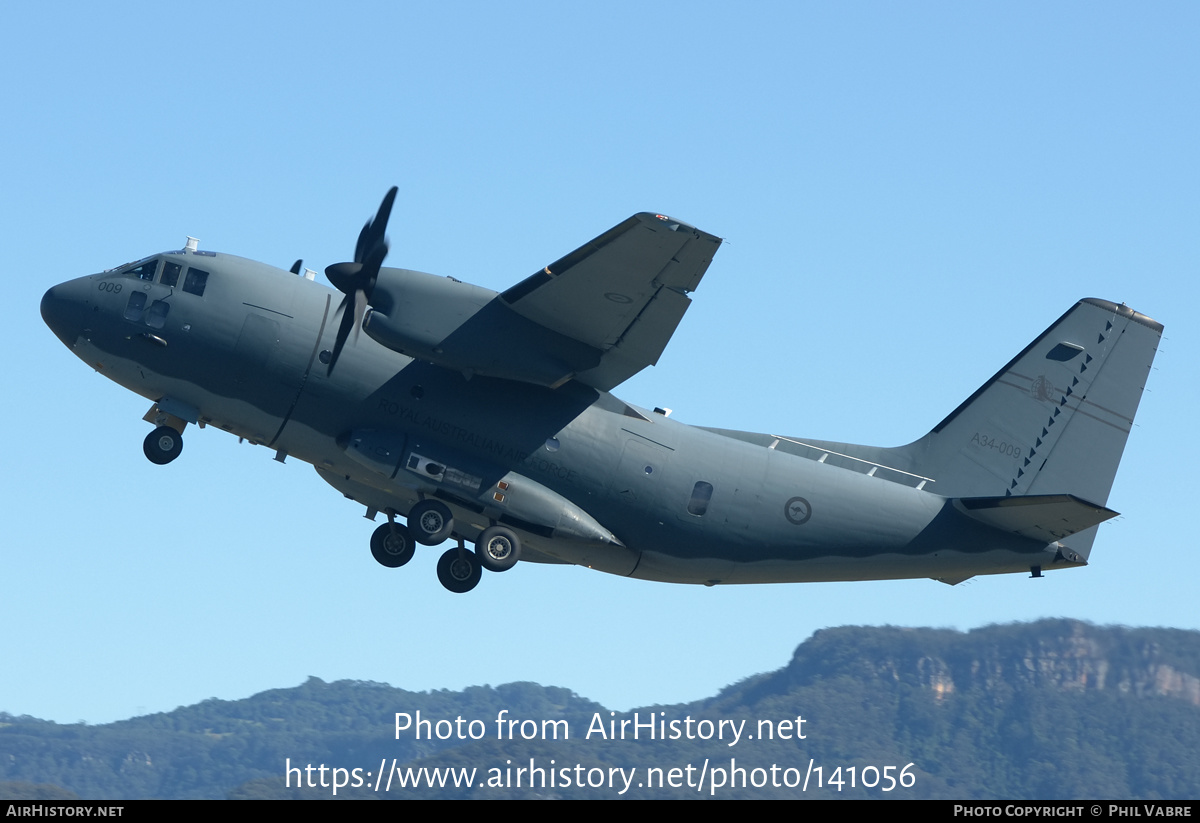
[363, 267, 599, 388]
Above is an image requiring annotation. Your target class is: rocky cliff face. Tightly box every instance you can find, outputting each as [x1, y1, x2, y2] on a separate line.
[783, 620, 1200, 705]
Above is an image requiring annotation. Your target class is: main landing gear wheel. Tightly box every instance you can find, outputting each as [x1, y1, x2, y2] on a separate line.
[408, 499, 454, 545]
[477, 525, 521, 572]
[437, 547, 482, 594]
[370, 522, 415, 568]
[143, 426, 183, 465]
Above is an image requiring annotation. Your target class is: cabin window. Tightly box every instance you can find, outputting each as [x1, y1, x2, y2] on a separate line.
[183, 267, 209, 296]
[687, 481, 714, 516]
[123, 291, 147, 322]
[161, 261, 182, 287]
[145, 300, 170, 329]
[125, 260, 158, 281]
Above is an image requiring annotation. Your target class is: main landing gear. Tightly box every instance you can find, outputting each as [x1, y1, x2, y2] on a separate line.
[367, 504, 523, 594]
[436, 542, 482, 594]
[370, 521, 415, 568]
[476, 525, 520, 572]
[408, 499, 454, 545]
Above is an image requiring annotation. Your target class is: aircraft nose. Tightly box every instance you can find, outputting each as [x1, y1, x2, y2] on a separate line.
[41, 280, 88, 347]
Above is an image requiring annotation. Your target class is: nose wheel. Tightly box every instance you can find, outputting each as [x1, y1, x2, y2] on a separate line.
[143, 426, 183, 465]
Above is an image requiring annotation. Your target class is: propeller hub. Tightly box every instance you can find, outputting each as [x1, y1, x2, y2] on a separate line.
[326, 261, 365, 294]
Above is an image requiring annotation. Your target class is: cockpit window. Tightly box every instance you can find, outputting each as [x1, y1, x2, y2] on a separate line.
[183, 268, 208, 296]
[124, 260, 159, 281]
[161, 261, 182, 287]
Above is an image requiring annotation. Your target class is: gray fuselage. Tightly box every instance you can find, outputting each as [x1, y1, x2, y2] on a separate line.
[41, 249, 1064, 587]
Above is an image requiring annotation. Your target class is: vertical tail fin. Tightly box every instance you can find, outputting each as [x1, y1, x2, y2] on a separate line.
[905, 299, 1161, 554]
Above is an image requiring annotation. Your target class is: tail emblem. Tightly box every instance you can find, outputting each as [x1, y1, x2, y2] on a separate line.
[1029, 375, 1056, 403]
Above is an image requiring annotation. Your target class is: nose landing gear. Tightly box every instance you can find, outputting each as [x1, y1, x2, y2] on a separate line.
[141, 404, 189, 465]
[143, 426, 183, 465]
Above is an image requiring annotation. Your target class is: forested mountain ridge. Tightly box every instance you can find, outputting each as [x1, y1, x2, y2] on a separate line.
[3, 620, 1197, 799]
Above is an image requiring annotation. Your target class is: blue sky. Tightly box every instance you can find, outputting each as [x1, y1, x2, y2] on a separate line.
[3, 2, 1197, 727]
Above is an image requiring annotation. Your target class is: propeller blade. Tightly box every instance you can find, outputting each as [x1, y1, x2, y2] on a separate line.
[326, 281, 374, 376]
[350, 288, 368, 343]
[324, 186, 399, 376]
[361, 238, 388, 294]
[326, 294, 356, 376]
[354, 186, 398, 265]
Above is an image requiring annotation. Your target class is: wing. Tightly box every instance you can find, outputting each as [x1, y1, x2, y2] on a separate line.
[362, 213, 721, 391]
[498, 212, 722, 391]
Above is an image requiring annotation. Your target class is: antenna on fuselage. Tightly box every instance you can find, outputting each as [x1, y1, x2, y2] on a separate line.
[184, 236, 199, 253]
[289, 259, 318, 281]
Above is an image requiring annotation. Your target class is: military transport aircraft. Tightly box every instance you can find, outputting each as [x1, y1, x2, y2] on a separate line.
[41, 188, 1162, 593]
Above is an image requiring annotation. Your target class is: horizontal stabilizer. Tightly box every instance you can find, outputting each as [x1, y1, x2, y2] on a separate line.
[954, 494, 1118, 543]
